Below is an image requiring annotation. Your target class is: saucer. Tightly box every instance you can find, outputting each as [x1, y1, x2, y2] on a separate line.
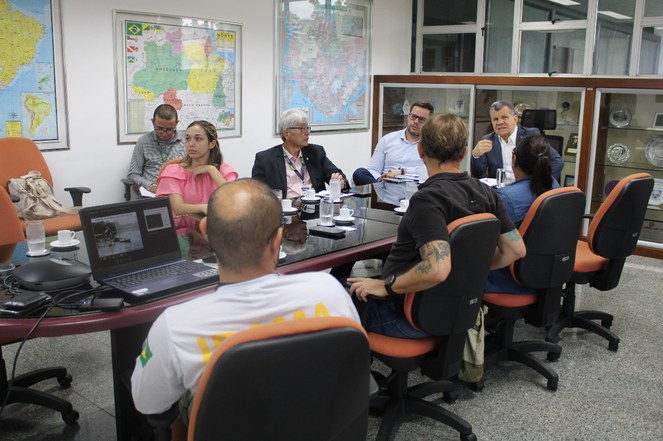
[50, 239, 81, 248]
[333, 215, 355, 224]
[279, 251, 287, 260]
[394, 207, 407, 214]
[282, 208, 298, 215]
[301, 196, 320, 203]
[26, 249, 50, 257]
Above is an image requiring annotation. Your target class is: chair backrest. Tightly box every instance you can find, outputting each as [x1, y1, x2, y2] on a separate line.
[588, 173, 653, 259]
[512, 187, 585, 326]
[0, 188, 26, 262]
[405, 213, 500, 380]
[188, 317, 370, 441]
[0, 137, 53, 192]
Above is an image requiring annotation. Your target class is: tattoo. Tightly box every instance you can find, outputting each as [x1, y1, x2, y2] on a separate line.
[415, 241, 450, 274]
[504, 229, 521, 242]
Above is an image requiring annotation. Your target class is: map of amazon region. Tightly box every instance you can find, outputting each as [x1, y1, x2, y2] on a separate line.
[0, 0, 59, 142]
[278, 0, 371, 131]
[118, 13, 240, 140]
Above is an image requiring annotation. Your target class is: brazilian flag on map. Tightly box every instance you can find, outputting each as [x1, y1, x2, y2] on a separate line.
[126, 22, 144, 36]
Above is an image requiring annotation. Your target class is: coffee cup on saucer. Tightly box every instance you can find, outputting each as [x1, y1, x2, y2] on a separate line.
[304, 188, 316, 200]
[338, 207, 354, 220]
[57, 229, 76, 246]
[399, 199, 409, 211]
[282, 199, 294, 211]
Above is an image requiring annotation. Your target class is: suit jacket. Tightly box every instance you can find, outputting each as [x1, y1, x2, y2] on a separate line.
[470, 126, 564, 181]
[251, 144, 349, 195]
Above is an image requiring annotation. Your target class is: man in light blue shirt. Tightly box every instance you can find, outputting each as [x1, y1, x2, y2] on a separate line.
[352, 102, 434, 185]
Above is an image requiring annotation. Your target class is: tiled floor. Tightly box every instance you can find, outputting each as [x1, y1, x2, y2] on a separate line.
[1, 256, 662, 440]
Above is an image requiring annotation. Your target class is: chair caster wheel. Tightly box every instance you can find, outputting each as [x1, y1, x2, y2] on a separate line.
[443, 390, 458, 404]
[62, 409, 80, 425]
[58, 373, 73, 388]
[601, 318, 612, 329]
[608, 341, 619, 352]
[460, 432, 477, 441]
[547, 378, 558, 391]
[547, 351, 560, 362]
[469, 380, 484, 392]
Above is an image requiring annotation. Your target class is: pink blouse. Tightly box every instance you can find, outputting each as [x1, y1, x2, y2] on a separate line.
[156, 163, 238, 234]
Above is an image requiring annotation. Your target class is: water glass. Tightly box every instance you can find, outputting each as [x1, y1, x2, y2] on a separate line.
[272, 189, 283, 200]
[26, 219, 46, 253]
[329, 180, 341, 202]
[496, 168, 507, 188]
[319, 197, 334, 226]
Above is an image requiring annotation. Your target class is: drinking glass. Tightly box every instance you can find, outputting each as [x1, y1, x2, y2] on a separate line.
[496, 168, 507, 188]
[329, 180, 341, 202]
[319, 197, 334, 226]
[26, 219, 46, 253]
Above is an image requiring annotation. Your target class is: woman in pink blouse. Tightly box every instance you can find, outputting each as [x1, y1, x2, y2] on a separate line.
[156, 120, 238, 234]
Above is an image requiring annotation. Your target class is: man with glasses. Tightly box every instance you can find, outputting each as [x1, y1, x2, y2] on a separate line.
[352, 101, 434, 186]
[132, 178, 360, 426]
[470, 100, 563, 183]
[127, 104, 185, 195]
[252, 108, 349, 199]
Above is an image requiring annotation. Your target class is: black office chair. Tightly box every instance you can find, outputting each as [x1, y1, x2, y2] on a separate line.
[0, 190, 79, 425]
[546, 173, 654, 351]
[482, 187, 585, 391]
[149, 317, 370, 441]
[367, 213, 501, 441]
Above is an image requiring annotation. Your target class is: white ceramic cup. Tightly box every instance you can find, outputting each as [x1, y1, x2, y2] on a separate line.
[399, 199, 410, 211]
[57, 229, 76, 245]
[281, 199, 293, 211]
[305, 188, 316, 199]
[329, 180, 341, 202]
[339, 207, 354, 219]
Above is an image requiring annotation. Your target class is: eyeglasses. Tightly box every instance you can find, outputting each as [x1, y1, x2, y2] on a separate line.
[289, 126, 311, 133]
[408, 113, 428, 124]
[154, 126, 177, 134]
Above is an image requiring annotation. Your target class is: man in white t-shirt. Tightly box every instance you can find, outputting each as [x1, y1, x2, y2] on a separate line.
[131, 178, 360, 420]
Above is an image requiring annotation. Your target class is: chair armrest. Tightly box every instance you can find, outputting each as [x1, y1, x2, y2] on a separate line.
[146, 402, 179, 441]
[63, 187, 91, 206]
[583, 213, 595, 220]
[121, 178, 135, 201]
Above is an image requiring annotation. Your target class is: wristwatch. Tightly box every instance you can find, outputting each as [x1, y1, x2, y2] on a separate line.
[384, 274, 397, 296]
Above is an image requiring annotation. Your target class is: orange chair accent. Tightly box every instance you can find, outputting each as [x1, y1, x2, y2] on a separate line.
[0, 189, 24, 263]
[0, 137, 90, 235]
[149, 317, 370, 441]
[0, 189, 79, 424]
[368, 213, 501, 441]
[482, 187, 585, 391]
[546, 173, 654, 351]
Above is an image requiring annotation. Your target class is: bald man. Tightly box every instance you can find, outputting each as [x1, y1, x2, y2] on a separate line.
[132, 178, 359, 422]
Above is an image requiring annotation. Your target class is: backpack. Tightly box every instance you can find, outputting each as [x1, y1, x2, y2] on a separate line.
[8, 171, 74, 220]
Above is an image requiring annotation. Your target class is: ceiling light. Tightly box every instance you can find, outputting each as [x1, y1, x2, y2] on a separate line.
[548, 0, 580, 6]
[597, 10, 633, 20]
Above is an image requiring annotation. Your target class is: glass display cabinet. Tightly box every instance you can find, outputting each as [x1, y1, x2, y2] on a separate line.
[590, 89, 663, 250]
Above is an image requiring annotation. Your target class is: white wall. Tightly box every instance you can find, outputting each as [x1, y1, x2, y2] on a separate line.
[44, 0, 411, 205]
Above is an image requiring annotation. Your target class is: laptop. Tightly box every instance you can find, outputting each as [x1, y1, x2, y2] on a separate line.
[79, 197, 218, 301]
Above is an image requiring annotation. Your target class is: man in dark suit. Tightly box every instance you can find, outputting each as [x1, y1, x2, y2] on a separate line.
[252, 109, 349, 199]
[471, 100, 563, 182]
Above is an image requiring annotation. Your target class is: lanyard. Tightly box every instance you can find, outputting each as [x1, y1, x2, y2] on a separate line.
[284, 153, 306, 182]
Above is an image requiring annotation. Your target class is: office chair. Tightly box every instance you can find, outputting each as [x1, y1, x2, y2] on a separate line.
[149, 317, 370, 441]
[0, 137, 90, 235]
[546, 173, 654, 351]
[0, 189, 79, 424]
[122, 157, 183, 200]
[482, 187, 585, 391]
[367, 213, 501, 441]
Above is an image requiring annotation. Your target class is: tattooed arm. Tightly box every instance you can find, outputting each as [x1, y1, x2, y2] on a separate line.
[349, 240, 451, 301]
[490, 229, 526, 270]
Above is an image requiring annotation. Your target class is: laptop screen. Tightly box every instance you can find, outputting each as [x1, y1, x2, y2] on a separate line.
[79, 198, 182, 281]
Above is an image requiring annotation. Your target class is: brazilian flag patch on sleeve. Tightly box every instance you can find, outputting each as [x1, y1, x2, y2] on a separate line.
[139, 340, 153, 367]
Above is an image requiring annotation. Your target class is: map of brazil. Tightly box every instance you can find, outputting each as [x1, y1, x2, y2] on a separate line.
[278, 0, 371, 131]
[0, 0, 60, 142]
[116, 12, 241, 141]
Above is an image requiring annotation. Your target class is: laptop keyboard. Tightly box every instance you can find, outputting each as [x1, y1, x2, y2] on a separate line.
[110, 261, 215, 288]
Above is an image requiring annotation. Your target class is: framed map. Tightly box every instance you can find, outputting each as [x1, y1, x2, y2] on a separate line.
[276, 0, 371, 132]
[0, 0, 68, 151]
[114, 11, 241, 143]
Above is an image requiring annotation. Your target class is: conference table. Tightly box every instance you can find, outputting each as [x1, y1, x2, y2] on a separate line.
[0, 185, 406, 441]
